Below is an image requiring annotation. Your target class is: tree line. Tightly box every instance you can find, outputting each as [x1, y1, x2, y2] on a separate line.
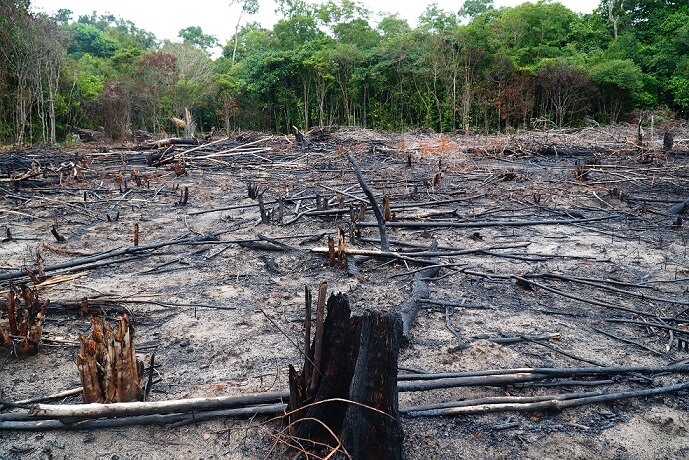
[1, 0, 688, 144]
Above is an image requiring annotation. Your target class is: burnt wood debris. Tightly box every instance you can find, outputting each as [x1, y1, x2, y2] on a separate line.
[2, 125, 689, 458]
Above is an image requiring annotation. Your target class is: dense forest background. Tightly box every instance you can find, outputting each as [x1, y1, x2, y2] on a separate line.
[1, 0, 688, 144]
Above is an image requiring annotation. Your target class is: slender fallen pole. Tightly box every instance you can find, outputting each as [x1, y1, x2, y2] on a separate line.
[347, 153, 389, 251]
[28, 391, 289, 419]
[398, 364, 689, 382]
[405, 381, 689, 416]
[0, 234, 218, 283]
[356, 216, 613, 229]
[0, 404, 286, 430]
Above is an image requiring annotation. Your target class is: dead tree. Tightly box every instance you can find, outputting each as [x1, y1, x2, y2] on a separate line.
[288, 293, 403, 459]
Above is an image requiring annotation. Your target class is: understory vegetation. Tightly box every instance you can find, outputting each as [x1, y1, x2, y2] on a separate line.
[1, 0, 688, 143]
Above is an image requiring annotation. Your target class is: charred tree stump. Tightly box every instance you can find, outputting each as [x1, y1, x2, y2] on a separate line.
[0, 285, 48, 357]
[288, 293, 403, 459]
[76, 316, 143, 403]
[340, 311, 404, 459]
[664, 132, 674, 151]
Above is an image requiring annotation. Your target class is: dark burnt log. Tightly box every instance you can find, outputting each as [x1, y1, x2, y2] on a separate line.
[150, 137, 199, 148]
[538, 145, 609, 156]
[669, 198, 689, 215]
[400, 241, 440, 338]
[74, 128, 104, 143]
[289, 293, 404, 459]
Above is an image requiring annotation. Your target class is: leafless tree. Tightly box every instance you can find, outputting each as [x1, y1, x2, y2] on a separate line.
[229, 0, 259, 65]
[536, 60, 592, 128]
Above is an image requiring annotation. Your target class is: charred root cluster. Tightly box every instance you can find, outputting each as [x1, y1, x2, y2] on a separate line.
[0, 285, 48, 357]
[76, 316, 143, 403]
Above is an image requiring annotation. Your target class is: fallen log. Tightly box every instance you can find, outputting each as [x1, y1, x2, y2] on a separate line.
[397, 364, 689, 381]
[28, 391, 289, 419]
[357, 215, 613, 229]
[309, 246, 451, 265]
[0, 404, 287, 430]
[404, 381, 689, 416]
[149, 137, 199, 148]
[398, 372, 551, 392]
[0, 233, 218, 283]
[400, 241, 440, 338]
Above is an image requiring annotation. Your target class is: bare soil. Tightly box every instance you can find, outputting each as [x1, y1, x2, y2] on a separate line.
[2, 124, 689, 459]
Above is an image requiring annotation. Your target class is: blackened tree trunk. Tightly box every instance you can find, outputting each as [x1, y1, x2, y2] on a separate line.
[289, 293, 404, 459]
[340, 311, 403, 459]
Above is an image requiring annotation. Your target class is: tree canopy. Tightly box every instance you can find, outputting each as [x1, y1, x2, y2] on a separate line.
[1, 0, 689, 144]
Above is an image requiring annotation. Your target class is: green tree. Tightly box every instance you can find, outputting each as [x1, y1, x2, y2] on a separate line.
[222, 22, 270, 62]
[109, 19, 158, 50]
[377, 15, 411, 37]
[272, 16, 324, 51]
[590, 58, 643, 122]
[178, 26, 218, 51]
[460, 0, 494, 19]
[275, 0, 313, 18]
[68, 22, 120, 58]
[418, 3, 458, 33]
[669, 76, 689, 111]
[54, 8, 72, 24]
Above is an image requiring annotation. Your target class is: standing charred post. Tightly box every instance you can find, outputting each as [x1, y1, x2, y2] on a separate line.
[287, 292, 404, 459]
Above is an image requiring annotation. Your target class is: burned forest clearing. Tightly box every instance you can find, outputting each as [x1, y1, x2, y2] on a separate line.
[2, 124, 689, 459]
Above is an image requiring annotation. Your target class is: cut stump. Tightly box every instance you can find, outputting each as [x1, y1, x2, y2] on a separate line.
[288, 293, 403, 459]
[76, 316, 143, 403]
[1, 285, 48, 357]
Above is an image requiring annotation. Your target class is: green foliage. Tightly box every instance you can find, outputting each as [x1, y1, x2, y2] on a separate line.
[333, 19, 380, 49]
[418, 4, 458, 33]
[4, 0, 689, 145]
[222, 23, 271, 61]
[178, 26, 218, 51]
[109, 19, 158, 50]
[68, 22, 120, 58]
[376, 15, 411, 37]
[669, 77, 689, 109]
[272, 16, 324, 51]
[460, 0, 494, 19]
[489, 1, 581, 67]
[590, 58, 643, 121]
[54, 8, 72, 24]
